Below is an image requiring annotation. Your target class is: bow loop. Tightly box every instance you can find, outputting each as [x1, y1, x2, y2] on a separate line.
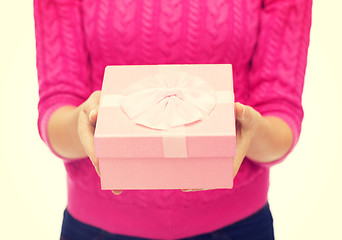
[119, 72, 216, 130]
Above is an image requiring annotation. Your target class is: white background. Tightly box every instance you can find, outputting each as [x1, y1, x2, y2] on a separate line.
[1, 1, 341, 239]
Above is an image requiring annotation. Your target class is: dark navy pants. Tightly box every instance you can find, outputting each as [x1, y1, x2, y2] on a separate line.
[60, 203, 274, 240]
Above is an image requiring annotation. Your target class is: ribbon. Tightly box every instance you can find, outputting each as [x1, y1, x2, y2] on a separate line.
[119, 72, 217, 130]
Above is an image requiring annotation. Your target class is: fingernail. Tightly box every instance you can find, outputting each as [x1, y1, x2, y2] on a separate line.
[89, 109, 96, 121]
[112, 190, 122, 195]
[240, 103, 246, 119]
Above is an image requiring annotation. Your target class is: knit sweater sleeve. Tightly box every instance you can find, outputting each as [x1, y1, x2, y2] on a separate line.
[247, 0, 312, 167]
[34, 0, 91, 156]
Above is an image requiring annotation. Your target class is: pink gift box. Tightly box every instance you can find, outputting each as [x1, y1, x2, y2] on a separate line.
[94, 64, 236, 190]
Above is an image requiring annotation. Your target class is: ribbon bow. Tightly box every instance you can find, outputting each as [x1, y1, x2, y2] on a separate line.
[119, 72, 217, 130]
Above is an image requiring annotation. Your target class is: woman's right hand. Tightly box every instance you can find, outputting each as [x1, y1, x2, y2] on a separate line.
[77, 90, 122, 195]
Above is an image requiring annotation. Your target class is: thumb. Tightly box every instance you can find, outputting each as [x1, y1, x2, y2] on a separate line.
[88, 108, 98, 124]
[235, 102, 247, 122]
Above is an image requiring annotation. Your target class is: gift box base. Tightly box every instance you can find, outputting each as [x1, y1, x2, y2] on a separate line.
[99, 157, 234, 190]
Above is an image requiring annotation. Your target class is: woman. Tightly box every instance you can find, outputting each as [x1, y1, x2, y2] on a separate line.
[34, 0, 312, 239]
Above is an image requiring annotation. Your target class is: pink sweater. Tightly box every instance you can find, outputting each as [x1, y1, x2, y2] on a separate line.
[34, 0, 312, 239]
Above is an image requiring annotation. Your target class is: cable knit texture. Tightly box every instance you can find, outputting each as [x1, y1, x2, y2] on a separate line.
[34, 0, 312, 239]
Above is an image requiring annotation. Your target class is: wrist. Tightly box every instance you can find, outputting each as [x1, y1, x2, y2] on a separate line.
[246, 115, 293, 163]
[47, 105, 87, 159]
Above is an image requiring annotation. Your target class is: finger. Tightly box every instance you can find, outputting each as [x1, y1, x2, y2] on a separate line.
[181, 189, 212, 192]
[112, 190, 123, 195]
[182, 189, 194, 192]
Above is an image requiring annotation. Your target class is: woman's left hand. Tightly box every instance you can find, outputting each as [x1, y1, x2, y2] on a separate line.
[181, 102, 262, 193]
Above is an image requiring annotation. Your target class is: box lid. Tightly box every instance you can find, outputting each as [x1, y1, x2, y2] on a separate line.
[95, 64, 236, 158]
